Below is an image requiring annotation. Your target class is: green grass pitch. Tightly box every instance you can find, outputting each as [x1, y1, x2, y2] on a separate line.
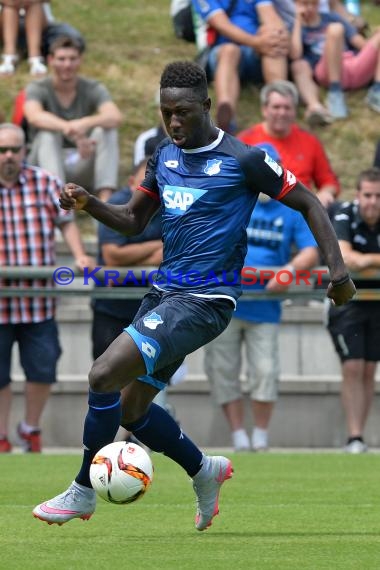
[1, 452, 380, 569]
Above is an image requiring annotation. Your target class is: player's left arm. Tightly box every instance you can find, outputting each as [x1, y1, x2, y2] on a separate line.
[280, 182, 356, 305]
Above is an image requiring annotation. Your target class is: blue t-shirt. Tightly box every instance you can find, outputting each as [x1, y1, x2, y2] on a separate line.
[192, 0, 271, 45]
[234, 198, 317, 323]
[139, 129, 297, 303]
[93, 187, 162, 320]
[301, 13, 357, 68]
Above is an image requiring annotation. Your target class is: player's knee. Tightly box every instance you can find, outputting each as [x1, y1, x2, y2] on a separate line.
[89, 358, 114, 392]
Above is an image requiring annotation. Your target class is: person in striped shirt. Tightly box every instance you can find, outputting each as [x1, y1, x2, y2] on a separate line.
[0, 122, 92, 453]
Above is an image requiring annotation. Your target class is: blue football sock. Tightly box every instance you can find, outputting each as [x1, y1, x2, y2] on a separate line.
[123, 403, 203, 477]
[76, 390, 121, 488]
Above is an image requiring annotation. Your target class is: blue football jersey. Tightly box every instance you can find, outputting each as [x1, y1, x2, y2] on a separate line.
[139, 129, 296, 301]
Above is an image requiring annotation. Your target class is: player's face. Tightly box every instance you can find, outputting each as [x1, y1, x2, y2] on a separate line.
[160, 87, 211, 149]
[0, 129, 25, 183]
[262, 92, 296, 136]
[357, 180, 380, 227]
[48, 47, 82, 81]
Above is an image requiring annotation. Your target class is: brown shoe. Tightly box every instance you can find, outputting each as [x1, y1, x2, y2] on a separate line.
[305, 107, 333, 128]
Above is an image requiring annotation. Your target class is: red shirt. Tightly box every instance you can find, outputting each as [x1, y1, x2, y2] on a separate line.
[237, 123, 340, 195]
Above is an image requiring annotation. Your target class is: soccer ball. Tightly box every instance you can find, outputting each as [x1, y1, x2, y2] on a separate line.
[90, 441, 153, 504]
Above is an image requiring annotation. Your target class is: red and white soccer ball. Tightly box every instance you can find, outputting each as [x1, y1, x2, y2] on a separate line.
[90, 441, 153, 504]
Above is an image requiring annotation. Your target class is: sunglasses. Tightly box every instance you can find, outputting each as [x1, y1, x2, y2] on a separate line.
[0, 146, 23, 154]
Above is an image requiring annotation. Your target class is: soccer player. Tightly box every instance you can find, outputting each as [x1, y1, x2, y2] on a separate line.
[33, 60, 356, 530]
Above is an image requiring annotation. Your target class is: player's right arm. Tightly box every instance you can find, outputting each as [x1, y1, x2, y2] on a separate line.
[280, 182, 356, 305]
[60, 183, 160, 236]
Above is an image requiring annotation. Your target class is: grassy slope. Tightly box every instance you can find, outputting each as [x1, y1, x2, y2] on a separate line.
[0, 1, 379, 198]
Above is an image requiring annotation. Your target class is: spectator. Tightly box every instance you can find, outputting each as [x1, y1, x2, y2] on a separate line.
[273, 0, 368, 35]
[133, 92, 167, 167]
[327, 167, 380, 453]
[0, 2, 85, 64]
[237, 80, 340, 208]
[0, 0, 47, 75]
[0, 122, 93, 453]
[204, 143, 319, 451]
[289, 0, 380, 121]
[192, 0, 289, 133]
[23, 36, 123, 202]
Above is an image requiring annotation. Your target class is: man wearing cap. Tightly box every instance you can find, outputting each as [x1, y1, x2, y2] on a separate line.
[204, 143, 320, 452]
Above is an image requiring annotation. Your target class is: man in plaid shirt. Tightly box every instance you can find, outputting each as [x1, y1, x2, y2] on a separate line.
[0, 123, 92, 453]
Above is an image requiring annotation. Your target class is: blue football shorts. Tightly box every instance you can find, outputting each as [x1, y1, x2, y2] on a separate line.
[124, 288, 234, 390]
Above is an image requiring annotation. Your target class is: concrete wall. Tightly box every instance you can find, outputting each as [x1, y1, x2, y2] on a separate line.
[9, 297, 380, 450]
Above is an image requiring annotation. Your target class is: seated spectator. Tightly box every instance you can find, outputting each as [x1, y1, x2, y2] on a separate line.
[0, 0, 47, 75]
[0, 2, 84, 63]
[237, 80, 340, 209]
[289, 0, 380, 121]
[23, 36, 123, 202]
[133, 91, 167, 167]
[273, 0, 368, 35]
[192, 0, 289, 133]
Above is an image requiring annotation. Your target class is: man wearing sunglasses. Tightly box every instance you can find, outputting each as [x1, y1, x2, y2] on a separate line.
[0, 122, 93, 454]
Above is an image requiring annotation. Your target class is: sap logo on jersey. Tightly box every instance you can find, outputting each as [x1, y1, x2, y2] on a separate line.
[163, 185, 207, 215]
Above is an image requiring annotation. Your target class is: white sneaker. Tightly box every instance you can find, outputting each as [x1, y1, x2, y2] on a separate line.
[344, 439, 368, 454]
[252, 427, 269, 452]
[29, 57, 47, 76]
[0, 54, 18, 75]
[232, 429, 250, 451]
[33, 481, 96, 525]
[192, 455, 233, 531]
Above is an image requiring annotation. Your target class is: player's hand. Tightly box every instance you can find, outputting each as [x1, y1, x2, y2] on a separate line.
[327, 277, 356, 306]
[60, 183, 91, 211]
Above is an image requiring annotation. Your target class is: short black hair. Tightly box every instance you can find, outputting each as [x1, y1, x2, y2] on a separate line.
[160, 61, 208, 101]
